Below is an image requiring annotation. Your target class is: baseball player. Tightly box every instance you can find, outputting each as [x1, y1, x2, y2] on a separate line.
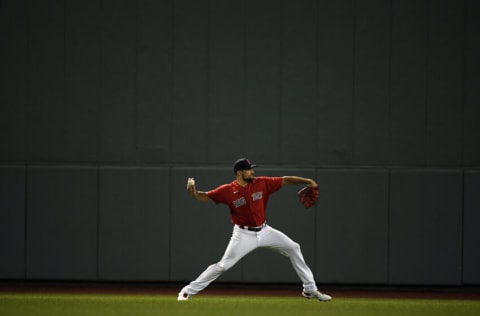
[177, 158, 331, 302]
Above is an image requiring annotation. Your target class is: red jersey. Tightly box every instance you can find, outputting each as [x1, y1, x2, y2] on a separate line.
[207, 176, 283, 227]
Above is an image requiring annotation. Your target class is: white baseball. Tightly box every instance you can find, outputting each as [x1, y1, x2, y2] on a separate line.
[188, 178, 195, 186]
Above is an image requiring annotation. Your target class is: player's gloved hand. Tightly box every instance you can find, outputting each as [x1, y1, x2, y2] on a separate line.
[297, 185, 319, 208]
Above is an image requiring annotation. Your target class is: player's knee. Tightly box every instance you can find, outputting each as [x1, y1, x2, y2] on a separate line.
[280, 241, 301, 256]
[216, 261, 232, 272]
[289, 242, 301, 253]
[295, 241, 301, 250]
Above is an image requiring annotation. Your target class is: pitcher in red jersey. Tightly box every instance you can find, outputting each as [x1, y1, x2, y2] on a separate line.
[177, 158, 331, 302]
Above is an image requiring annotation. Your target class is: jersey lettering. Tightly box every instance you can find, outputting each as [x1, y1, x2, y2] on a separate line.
[233, 197, 246, 208]
[251, 192, 263, 201]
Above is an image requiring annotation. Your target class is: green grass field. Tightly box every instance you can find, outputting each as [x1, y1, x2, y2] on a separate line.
[1, 293, 480, 316]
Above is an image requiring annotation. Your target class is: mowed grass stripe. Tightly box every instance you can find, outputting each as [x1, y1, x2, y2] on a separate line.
[1, 293, 479, 316]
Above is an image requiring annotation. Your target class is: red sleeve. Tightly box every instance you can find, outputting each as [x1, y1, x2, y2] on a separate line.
[259, 176, 283, 194]
[207, 183, 231, 204]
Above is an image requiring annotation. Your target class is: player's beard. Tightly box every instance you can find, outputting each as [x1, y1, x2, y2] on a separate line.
[243, 175, 254, 183]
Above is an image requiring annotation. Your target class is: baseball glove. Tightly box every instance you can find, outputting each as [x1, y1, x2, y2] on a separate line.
[297, 186, 319, 208]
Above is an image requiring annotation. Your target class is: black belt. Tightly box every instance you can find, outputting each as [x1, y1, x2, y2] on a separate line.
[238, 223, 266, 232]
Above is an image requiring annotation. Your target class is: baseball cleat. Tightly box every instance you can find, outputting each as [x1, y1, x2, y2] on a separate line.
[177, 291, 191, 301]
[302, 290, 332, 302]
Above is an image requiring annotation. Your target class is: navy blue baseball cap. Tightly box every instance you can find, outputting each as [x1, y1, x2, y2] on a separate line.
[233, 158, 257, 173]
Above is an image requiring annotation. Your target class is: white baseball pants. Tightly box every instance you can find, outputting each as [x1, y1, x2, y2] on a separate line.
[181, 224, 318, 295]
